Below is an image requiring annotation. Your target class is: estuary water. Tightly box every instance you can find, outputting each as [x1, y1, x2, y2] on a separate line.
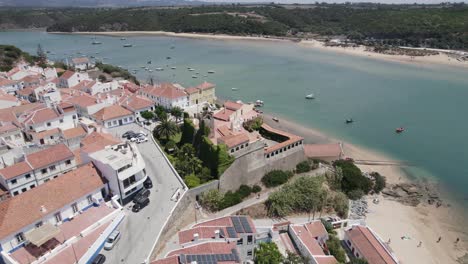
[1, 31, 468, 203]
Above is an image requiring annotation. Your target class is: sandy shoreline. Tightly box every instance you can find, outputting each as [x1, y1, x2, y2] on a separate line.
[262, 113, 467, 264]
[59, 31, 468, 69]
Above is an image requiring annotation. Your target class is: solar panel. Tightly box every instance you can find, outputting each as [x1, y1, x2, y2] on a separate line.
[226, 226, 237, 238]
[232, 249, 240, 262]
[240, 216, 253, 233]
[231, 216, 245, 233]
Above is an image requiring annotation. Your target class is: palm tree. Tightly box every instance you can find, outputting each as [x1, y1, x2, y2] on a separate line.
[154, 114, 179, 141]
[170, 106, 183, 123]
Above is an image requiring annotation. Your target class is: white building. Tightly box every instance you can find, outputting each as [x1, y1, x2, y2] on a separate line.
[121, 94, 155, 121]
[0, 163, 107, 254]
[139, 83, 189, 109]
[58, 70, 90, 88]
[0, 91, 20, 109]
[66, 92, 109, 117]
[71, 57, 93, 71]
[71, 80, 119, 95]
[91, 104, 135, 128]
[0, 122, 25, 147]
[85, 142, 147, 203]
[0, 78, 21, 94]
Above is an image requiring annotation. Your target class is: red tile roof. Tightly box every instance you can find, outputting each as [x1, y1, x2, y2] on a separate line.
[0, 122, 19, 134]
[71, 57, 89, 64]
[92, 105, 133, 121]
[0, 78, 17, 87]
[305, 221, 328, 238]
[29, 127, 60, 140]
[193, 216, 257, 234]
[185, 87, 199, 94]
[60, 70, 76, 80]
[0, 161, 32, 180]
[81, 131, 121, 153]
[123, 82, 140, 93]
[26, 144, 74, 169]
[196, 81, 215, 90]
[0, 91, 18, 102]
[67, 94, 98, 108]
[0, 163, 106, 240]
[224, 101, 242, 111]
[21, 107, 61, 125]
[315, 256, 339, 264]
[346, 225, 398, 264]
[62, 126, 87, 139]
[261, 124, 304, 155]
[121, 95, 154, 112]
[218, 133, 249, 148]
[167, 241, 237, 257]
[304, 144, 343, 159]
[213, 108, 235, 122]
[141, 83, 187, 100]
[178, 226, 229, 244]
[150, 256, 179, 264]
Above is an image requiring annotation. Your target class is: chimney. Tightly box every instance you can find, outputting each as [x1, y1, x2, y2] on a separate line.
[214, 230, 220, 239]
[193, 233, 199, 241]
[40, 205, 47, 214]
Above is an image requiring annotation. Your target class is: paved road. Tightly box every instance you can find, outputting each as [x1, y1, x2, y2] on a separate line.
[100, 123, 185, 264]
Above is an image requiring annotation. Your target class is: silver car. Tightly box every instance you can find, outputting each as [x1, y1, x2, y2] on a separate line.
[104, 230, 120, 250]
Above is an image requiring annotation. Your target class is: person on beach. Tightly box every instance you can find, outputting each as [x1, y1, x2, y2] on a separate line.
[455, 238, 460, 244]
[417, 241, 422, 247]
[437, 236, 442, 243]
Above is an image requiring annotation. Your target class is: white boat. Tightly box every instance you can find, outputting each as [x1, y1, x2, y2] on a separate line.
[192, 75, 198, 78]
[171, 67, 176, 70]
[92, 41, 102, 45]
[272, 117, 279, 122]
[255, 100, 264, 107]
[149, 70, 153, 72]
[232, 88, 239, 91]
[120, 37, 126, 40]
[155, 68, 164, 71]
[188, 68, 195, 72]
[208, 70, 215, 74]
[305, 93, 315, 99]
[123, 44, 133, 47]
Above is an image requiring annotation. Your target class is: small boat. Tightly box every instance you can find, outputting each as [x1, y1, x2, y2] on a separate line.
[166, 56, 171, 60]
[345, 118, 354, 124]
[208, 70, 215, 74]
[232, 88, 239, 91]
[155, 68, 164, 71]
[255, 100, 264, 107]
[147, 61, 152, 64]
[305, 93, 315, 99]
[149, 70, 153, 72]
[171, 67, 176, 70]
[395, 127, 405, 133]
[92, 41, 102, 45]
[90, 56, 95, 59]
[188, 68, 195, 72]
[272, 117, 279, 122]
[123, 44, 133, 47]
[192, 75, 198, 79]
[120, 37, 126, 40]
[170, 46, 175, 49]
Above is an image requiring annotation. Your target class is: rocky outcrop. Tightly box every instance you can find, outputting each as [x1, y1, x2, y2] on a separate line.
[382, 182, 443, 207]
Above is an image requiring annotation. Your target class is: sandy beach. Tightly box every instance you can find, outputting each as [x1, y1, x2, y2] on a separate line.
[262, 114, 468, 264]
[64, 31, 468, 69]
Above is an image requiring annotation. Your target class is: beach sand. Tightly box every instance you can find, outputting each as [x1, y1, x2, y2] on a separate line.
[262, 114, 468, 264]
[65, 31, 468, 69]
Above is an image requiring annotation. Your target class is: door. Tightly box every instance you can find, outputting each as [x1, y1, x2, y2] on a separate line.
[40, 138, 45, 145]
[119, 119, 123, 126]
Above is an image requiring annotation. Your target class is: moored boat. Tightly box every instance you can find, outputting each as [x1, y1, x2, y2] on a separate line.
[272, 117, 279, 122]
[396, 127, 405, 133]
[123, 44, 133, 47]
[345, 118, 354, 124]
[305, 93, 315, 99]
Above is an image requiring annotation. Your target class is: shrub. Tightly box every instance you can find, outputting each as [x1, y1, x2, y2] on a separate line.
[185, 174, 201, 188]
[219, 191, 242, 209]
[200, 189, 223, 211]
[333, 160, 372, 198]
[262, 170, 292, 188]
[252, 185, 262, 193]
[372, 172, 386, 193]
[296, 160, 311, 173]
[333, 192, 349, 218]
[347, 189, 365, 200]
[320, 218, 334, 234]
[327, 234, 347, 263]
[164, 140, 177, 152]
[237, 185, 252, 199]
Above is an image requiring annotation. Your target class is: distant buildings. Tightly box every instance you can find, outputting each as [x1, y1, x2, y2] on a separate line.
[70, 57, 94, 71]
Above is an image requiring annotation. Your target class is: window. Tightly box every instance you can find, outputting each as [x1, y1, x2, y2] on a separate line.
[25, 174, 31, 179]
[129, 117, 133, 121]
[35, 221, 43, 227]
[123, 118, 127, 122]
[113, 120, 117, 125]
[54, 212, 62, 223]
[123, 175, 136, 188]
[237, 239, 243, 245]
[117, 164, 132, 173]
[231, 149, 234, 153]
[247, 235, 253, 245]
[107, 122, 111, 127]
[72, 203, 78, 214]
[53, 175, 58, 179]
[59, 119, 64, 123]
[247, 250, 253, 256]
[87, 195, 93, 205]
[41, 168, 47, 174]
[11, 179, 17, 185]
[46, 122, 51, 127]
[30, 184, 35, 189]
[21, 188, 27, 193]
[65, 160, 72, 165]
[44, 179, 50, 183]
[49, 165, 56, 171]
[13, 191, 19, 196]
[72, 115, 77, 119]
[5, 136, 11, 141]
[124, 187, 137, 196]
[347, 240, 351, 246]
[15, 233, 25, 243]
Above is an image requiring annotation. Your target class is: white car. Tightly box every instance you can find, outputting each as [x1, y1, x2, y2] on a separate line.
[136, 137, 148, 144]
[139, 131, 148, 137]
[104, 230, 120, 250]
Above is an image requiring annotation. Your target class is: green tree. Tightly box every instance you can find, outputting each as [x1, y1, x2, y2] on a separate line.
[333, 192, 349, 218]
[349, 258, 369, 264]
[184, 174, 201, 188]
[170, 106, 183, 123]
[327, 234, 347, 263]
[154, 105, 166, 119]
[333, 160, 371, 197]
[284, 251, 309, 264]
[140, 111, 155, 120]
[193, 119, 210, 155]
[153, 114, 179, 141]
[326, 168, 343, 191]
[36, 44, 47, 67]
[180, 118, 195, 146]
[261, 170, 292, 188]
[200, 189, 223, 211]
[296, 160, 312, 173]
[254, 242, 283, 264]
[372, 172, 386, 193]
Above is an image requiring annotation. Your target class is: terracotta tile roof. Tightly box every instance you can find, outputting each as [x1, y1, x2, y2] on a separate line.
[224, 101, 242, 111]
[196, 81, 215, 90]
[0, 78, 17, 87]
[141, 83, 187, 100]
[26, 144, 74, 169]
[0, 91, 18, 103]
[123, 82, 140, 93]
[0, 161, 32, 180]
[168, 241, 237, 257]
[213, 108, 235, 122]
[261, 124, 304, 155]
[67, 94, 98, 108]
[217, 125, 233, 137]
[29, 127, 60, 140]
[92, 105, 133, 121]
[58, 102, 76, 113]
[0, 163, 106, 240]
[184, 87, 199, 94]
[21, 107, 61, 125]
[20, 75, 41, 83]
[70, 80, 96, 93]
[62, 126, 86, 140]
[304, 144, 343, 159]
[178, 226, 229, 244]
[315, 256, 338, 264]
[218, 133, 249, 148]
[73, 149, 82, 166]
[81, 131, 121, 153]
[17, 87, 34, 97]
[121, 95, 154, 112]
[0, 122, 19, 134]
[193, 216, 257, 234]
[346, 225, 398, 264]
[60, 70, 76, 80]
[71, 57, 89, 64]
[305, 221, 328, 238]
[150, 256, 179, 264]
[291, 225, 325, 255]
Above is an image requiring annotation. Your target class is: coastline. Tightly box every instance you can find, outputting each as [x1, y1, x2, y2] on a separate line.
[261, 113, 468, 264]
[56, 31, 468, 69]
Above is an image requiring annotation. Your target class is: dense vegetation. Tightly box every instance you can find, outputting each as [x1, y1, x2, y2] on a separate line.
[1, 3, 467, 50]
[0, 45, 39, 71]
[321, 219, 347, 263]
[95, 62, 139, 84]
[261, 170, 293, 188]
[199, 184, 261, 211]
[254, 242, 283, 264]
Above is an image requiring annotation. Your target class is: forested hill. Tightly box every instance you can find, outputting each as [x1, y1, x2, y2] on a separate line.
[1, 3, 468, 50]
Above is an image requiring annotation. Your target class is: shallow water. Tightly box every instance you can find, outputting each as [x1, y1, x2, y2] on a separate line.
[1, 31, 468, 203]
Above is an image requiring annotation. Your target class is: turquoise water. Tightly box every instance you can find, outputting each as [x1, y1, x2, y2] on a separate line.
[1, 31, 468, 202]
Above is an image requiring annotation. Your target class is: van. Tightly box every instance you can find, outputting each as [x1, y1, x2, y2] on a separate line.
[132, 196, 150, 212]
[104, 230, 120, 250]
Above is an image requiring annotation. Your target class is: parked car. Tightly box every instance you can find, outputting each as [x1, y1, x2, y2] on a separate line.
[139, 131, 148, 137]
[133, 188, 150, 203]
[91, 254, 106, 264]
[104, 230, 120, 250]
[136, 137, 148, 144]
[122, 131, 135, 138]
[132, 196, 150, 212]
[143, 177, 153, 189]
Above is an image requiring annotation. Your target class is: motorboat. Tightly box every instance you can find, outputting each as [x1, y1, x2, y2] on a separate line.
[92, 41, 102, 45]
[155, 68, 164, 71]
[123, 44, 133, 47]
[345, 118, 354, 124]
[396, 127, 405, 133]
[255, 100, 264, 107]
[272, 117, 279, 122]
[208, 70, 215, 74]
[170, 46, 175, 49]
[171, 66, 176, 70]
[120, 37, 126, 40]
[188, 68, 195, 71]
[305, 93, 315, 99]
[192, 75, 198, 78]
[166, 56, 171, 59]
[232, 88, 239, 91]
[147, 61, 152, 64]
